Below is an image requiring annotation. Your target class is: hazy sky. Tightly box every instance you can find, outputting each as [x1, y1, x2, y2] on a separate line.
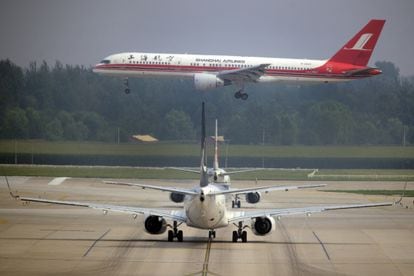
[1, 0, 413, 75]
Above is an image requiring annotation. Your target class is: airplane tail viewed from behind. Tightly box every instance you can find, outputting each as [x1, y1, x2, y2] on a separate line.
[328, 19, 386, 66]
[199, 102, 209, 187]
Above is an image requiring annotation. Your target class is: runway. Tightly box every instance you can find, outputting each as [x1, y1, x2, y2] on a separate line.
[0, 177, 413, 275]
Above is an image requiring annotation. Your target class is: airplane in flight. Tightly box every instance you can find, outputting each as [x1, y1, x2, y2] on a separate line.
[93, 19, 385, 100]
[6, 103, 393, 242]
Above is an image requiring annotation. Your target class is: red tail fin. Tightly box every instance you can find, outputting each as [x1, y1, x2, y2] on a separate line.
[328, 19, 385, 66]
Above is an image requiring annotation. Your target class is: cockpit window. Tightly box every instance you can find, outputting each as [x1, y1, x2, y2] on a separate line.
[100, 59, 110, 64]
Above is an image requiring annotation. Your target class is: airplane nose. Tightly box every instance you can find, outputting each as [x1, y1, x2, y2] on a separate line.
[92, 63, 102, 73]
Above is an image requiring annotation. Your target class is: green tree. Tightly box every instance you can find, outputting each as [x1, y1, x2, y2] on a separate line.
[45, 118, 63, 140]
[163, 109, 195, 140]
[1, 108, 28, 138]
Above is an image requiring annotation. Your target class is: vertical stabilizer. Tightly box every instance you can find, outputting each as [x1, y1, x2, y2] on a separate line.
[213, 119, 219, 171]
[200, 102, 209, 187]
[328, 19, 385, 66]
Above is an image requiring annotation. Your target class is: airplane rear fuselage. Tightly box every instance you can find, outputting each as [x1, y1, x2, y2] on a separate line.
[185, 185, 228, 229]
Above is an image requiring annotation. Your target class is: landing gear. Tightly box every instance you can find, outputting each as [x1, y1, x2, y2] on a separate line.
[232, 221, 247, 242]
[167, 221, 183, 242]
[232, 195, 241, 208]
[208, 230, 216, 239]
[234, 90, 248, 100]
[123, 78, 130, 94]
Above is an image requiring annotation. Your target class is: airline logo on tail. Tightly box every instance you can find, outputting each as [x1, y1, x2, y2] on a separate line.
[347, 33, 373, 50]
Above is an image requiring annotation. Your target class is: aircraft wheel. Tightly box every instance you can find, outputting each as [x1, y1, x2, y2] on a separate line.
[241, 93, 248, 100]
[232, 231, 238, 242]
[177, 230, 183, 242]
[237, 200, 241, 208]
[241, 231, 247, 243]
[124, 88, 131, 94]
[234, 91, 241, 99]
[232, 200, 235, 208]
[168, 230, 174, 242]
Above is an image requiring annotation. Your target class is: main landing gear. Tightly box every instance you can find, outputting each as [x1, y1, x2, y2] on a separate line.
[232, 221, 247, 242]
[234, 90, 248, 100]
[123, 78, 130, 94]
[232, 195, 241, 208]
[168, 221, 183, 242]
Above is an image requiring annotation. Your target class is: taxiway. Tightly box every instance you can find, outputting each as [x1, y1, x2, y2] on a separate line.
[0, 177, 413, 275]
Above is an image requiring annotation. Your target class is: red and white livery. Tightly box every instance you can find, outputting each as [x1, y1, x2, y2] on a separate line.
[93, 19, 385, 99]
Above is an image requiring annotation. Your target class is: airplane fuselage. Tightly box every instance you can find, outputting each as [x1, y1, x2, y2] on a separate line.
[93, 20, 385, 99]
[184, 185, 228, 229]
[93, 52, 379, 85]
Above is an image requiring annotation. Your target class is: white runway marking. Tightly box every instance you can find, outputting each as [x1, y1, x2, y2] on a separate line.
[48, 177, 70, 186]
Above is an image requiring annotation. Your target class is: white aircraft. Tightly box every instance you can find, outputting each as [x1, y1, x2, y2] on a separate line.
[169, 119, 267, 208]
[6, 102, 393, 242]
[93, 19, 385, 100]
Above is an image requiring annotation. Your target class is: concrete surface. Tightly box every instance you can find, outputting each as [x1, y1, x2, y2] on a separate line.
[0, 177, 413, 276]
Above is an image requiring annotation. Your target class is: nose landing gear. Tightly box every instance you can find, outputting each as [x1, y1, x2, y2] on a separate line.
[208, 230, 216, 239]
[123, 78, 130, 94]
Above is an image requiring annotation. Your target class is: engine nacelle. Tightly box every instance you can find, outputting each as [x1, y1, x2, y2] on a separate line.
[170, 192, 185, 203]
[144, 215, 167, 234]
[251, 216, 275, 236]
[245, 192, 261, 204]
[194, 73, 230, 90]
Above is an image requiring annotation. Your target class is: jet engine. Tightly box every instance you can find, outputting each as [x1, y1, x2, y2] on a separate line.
[194, 73, 231, 90]
[251, 216, 275, 236]
[144, 215, 167, 234]
[170, 192, 185, 203]
[245, 192, 261, 204]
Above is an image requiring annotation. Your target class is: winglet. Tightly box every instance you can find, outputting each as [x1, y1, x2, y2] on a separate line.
[395, 182, 408, 205]
[5, 176, 20, 200]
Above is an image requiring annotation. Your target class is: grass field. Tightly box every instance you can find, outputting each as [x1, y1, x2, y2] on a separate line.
[1, 140, 413, 158]
[1, 165, 414, 181]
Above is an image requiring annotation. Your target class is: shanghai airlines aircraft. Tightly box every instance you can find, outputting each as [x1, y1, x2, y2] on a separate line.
[93, 19, 385, 100]
[6, 103, 393, 242]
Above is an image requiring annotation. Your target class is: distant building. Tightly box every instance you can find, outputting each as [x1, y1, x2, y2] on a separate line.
[209, 136, 225, 142]
[132, 135, 158, 142]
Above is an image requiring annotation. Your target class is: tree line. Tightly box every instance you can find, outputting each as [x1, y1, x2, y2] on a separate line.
[0, 59, 413, 145]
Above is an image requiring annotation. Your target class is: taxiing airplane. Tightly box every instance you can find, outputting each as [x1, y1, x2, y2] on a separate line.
[6, 102, 393, 242]
[93, 19, 385, 100]
[169, 119, 267, 208]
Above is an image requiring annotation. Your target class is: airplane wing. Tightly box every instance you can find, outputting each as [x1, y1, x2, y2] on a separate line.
[228, 202, 393, 223]
[15, 195, 187, 222]
[210, 183, 327, 196]
[220, 168, 264, 175]
[217, 64, 270, 83]
[5, 177, 187, 222]
[103, 181, 198, 196]
[167, 167, 200, 174]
